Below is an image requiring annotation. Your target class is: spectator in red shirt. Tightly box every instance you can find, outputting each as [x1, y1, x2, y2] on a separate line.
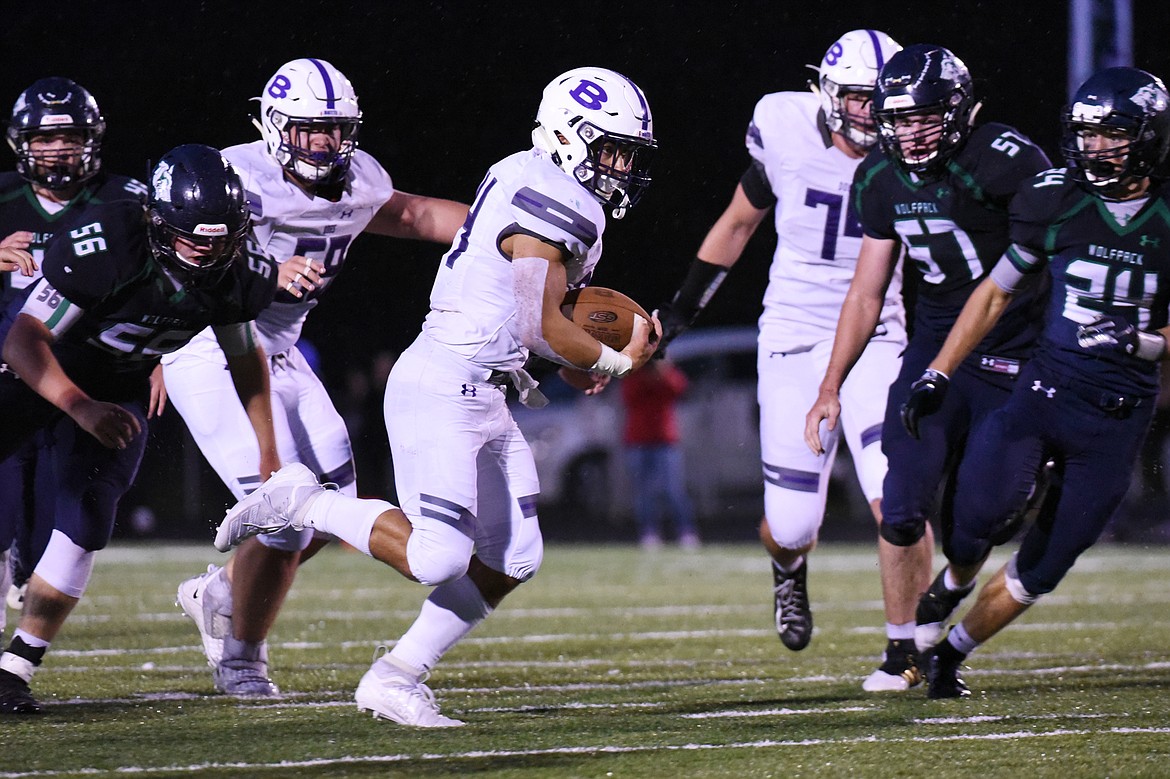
[621, 360, 700, 549]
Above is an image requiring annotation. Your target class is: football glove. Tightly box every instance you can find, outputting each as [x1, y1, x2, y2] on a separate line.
[900, 368, 950, 440]
[1076, 315, 1167, 361]
[654, 257, 729, 354]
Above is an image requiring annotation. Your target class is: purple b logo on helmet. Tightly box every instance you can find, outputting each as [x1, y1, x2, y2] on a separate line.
[570, 80, 608, 110]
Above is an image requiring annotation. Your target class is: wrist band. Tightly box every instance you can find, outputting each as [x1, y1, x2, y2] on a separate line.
[1135, 330, 1167, 361]
[591, 343, 634, 377]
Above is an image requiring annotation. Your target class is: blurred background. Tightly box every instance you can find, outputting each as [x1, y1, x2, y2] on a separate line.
[5, 0, 1169, 542]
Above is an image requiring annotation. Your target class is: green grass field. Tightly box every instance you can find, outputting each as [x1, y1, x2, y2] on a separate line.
[3, 541, 1169, 778]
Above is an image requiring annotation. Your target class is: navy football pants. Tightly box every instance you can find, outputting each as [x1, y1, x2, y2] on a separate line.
[0, 371, 147, 552]
[880, 336, 1014, 547]
[949, 359, 1152, 595]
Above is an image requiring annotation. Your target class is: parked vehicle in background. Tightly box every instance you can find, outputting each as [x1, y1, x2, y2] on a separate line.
[514, 326, 869, 541]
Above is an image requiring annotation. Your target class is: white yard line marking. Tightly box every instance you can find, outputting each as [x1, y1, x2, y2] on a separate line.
[3, 727, 1169, 778]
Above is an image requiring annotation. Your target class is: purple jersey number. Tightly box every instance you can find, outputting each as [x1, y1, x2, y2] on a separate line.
[805, 187, 863, 260]
[291, 234, 352, 300]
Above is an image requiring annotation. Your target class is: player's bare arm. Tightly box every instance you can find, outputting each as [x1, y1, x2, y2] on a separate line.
[695, 184, 770, 268]
[804, 234, 899, 454]
[509, 233, 660, 375]
[928, 276, 1015, 376]
[3, 312, 140, 448]
[364, 190, 469, 244]
[215, 323, 280, 481]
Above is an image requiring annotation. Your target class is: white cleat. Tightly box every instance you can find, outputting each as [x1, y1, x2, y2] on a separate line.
[176, 564, 232, 667]
[355, 656, 464, 728]
[214, 636, 280, 698]
[213, 463, 327, 552]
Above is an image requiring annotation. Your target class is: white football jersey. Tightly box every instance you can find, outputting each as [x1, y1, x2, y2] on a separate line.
[749, 92, 904, 352]
[423, 148, 605, 371]
[169, 141, 394, 360]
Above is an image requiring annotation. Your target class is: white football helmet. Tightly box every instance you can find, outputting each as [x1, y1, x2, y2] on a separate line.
[532, 67, 656, 219]
[812, 30, 902, 150]
[253, 58, 361, 186]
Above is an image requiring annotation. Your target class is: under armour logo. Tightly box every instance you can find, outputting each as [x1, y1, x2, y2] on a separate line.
[1140, 234, 1161, 248]
[1030, 380, 1056, 398]
[339, 209, 353, 220]
[936, 186, 948, 198]
[461, 384, 477, 397]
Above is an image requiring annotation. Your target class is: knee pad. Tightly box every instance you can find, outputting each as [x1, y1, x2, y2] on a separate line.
[879, 515, 927, 547]
[406, 521, 473, 586]
[879, 512, 926, 549]
[34, 529, 95, 598]
[763, 490, 822, 551]
[257, 525, 315, 552]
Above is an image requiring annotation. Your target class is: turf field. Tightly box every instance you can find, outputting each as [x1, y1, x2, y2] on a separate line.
[3, 541, 1169, 778]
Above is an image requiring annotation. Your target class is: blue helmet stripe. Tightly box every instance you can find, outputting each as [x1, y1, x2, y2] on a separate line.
[865, 29, 887, 72]
[614, 69, 651, 133]
[306, 58, 337, 109]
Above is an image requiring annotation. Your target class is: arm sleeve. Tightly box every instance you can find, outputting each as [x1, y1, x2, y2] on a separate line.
[739, 161, 777, 210]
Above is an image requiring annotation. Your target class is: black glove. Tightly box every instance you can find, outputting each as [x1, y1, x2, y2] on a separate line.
[653, 302, 691, 352]
[900, 368, 949, 440]
[1076, 315, 1167, 360]
[653, 258, 729, 356]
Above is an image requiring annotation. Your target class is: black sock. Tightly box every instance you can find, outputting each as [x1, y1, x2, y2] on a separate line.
[6, 636, 47, 666]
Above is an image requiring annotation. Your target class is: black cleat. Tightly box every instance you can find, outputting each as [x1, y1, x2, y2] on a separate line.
[915, 568, 975, 652]
[772, 558, 812, 651]
[925, 642, 971, 699]
[0, 669, 42, 715]
[862, 638, 922, 691]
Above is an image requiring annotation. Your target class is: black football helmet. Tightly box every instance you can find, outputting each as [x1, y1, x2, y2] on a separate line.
[872, 44, 976, 176]
[1062, 67, 1170, 195]
[6, 77, 106, 190]
[147, 144, 250, 285]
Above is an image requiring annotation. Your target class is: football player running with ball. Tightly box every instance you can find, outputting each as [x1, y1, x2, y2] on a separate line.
[803, 45, 1051, 690]
[654, 31, 915, 675]
[166, 59, 468, 698]
[213, 67, 660, 727]
[0, 145, 279, 714]
[908, 67, 1170, 698]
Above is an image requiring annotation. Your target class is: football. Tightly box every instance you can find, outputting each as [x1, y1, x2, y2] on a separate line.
[561, 286, 651, 350]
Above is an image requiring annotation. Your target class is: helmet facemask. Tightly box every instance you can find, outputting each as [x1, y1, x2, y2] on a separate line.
[572, 122, 655, 218]
[822, 80, 879, 150]
[876, 92, 970, 177]
[14, 129, 101, 191]
[148, 211, 248, 286]
[266, 111, 360, 187]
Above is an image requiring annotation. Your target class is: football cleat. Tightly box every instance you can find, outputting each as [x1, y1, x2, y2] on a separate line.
[772, 558, 813, 651]
[355, 651, 464, 728]
[176, 564, 232, 667]
[214, 636, 279, 698]
[0, 669, 41, 715]
[915, 568, 975, 652]
[925, 641, 971, 699]
[214, 659, 280, 698]
[213, 463, 330, 552]
[862, 638, 923, 692]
